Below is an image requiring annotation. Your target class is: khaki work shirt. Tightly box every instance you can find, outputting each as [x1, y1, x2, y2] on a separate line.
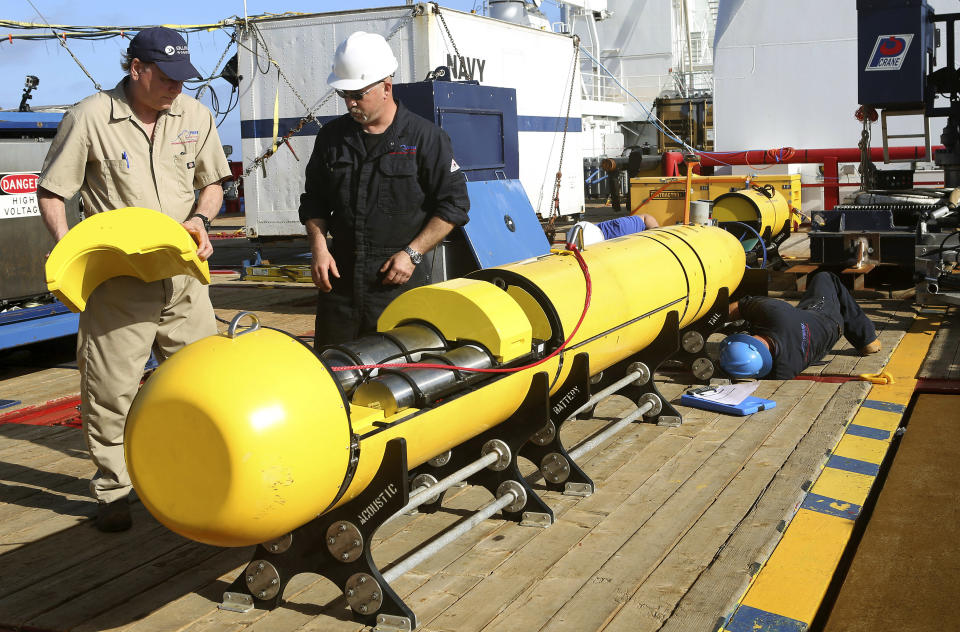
[39, 78, 230, 222]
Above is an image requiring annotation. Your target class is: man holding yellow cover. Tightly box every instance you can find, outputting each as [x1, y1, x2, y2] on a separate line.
[37, 27, 231, 532]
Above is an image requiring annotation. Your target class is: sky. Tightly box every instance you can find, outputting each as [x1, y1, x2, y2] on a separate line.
[2, 1, 560, 153]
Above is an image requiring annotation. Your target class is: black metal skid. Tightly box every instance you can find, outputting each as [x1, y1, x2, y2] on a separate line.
[517, 310, 688, 499]
[222, 438, 416, 627]
[587, 309, 684, 427]
[221, 372, 561, 629]
[672, 287, 729, 384]
[409, 372, 556, 523]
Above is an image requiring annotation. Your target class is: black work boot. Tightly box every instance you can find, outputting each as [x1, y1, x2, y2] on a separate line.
[96, 498, 132, 532]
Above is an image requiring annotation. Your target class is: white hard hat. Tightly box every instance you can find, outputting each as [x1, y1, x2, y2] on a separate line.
[566, 221, 604, 246]
[328, 31, 399, 90]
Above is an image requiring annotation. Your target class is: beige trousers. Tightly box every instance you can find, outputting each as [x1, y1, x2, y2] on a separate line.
[77, 274, 217, 503]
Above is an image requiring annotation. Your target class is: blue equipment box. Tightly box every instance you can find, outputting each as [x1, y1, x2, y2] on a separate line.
[394, 81, 519, 183]
[857, 0, 935, 109]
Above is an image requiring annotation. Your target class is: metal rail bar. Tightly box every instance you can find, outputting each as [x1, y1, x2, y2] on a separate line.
[379, 386, 656, 586]
[382, 489, 517, 582]
[569, 398, 655, 461]
[569, 369, 644, 418]
[384, 450, 501, 526]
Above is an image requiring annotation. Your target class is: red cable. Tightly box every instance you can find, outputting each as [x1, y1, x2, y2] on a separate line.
[331, 244, 593, 375]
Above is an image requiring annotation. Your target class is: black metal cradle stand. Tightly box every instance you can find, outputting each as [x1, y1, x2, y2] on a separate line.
[583, 309, 684, 428]
[514, 308, 687, 499]
[671, 288, 730, 384]
[220, 437, 418, 630]
[217, 312, 694, 630]
[220, 373, 564, 631]
[408, 372, 556, 526]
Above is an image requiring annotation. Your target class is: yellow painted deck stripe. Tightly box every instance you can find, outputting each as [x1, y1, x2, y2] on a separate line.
[738, 509, 853, 622]
[811, 468, 875, 507]
[851, 407, 905, 432]
[832, 433, 888, 465]
[723, 308, 945, 631]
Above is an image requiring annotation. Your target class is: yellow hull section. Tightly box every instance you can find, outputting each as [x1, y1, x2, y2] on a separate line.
[712, 188, 791, 239]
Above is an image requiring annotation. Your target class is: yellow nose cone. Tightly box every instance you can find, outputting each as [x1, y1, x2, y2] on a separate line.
[125, 328, 351, 547]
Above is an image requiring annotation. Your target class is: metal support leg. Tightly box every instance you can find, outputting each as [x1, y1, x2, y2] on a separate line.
[592, 310, 684, 427]
[519, 353, 596, 496]
[409, 372, 555, 527]
[221, 438, 417, 631]
[673, 288, 729, 384]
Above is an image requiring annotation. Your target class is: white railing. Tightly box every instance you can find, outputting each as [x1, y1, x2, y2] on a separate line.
[580, 68, 714, 105]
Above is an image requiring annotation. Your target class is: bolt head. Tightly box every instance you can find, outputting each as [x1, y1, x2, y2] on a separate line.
[257, 591, 265, 598]
[372, 592, 380, 600]
[341, 552, 350, 560]
[271, 578, 278, 585]
[327, 536, 337, 545]
[353, 539, 361, 547]
[358, 576, 367, 584]
[270, 544, 278, 552]
[246, 575, 254, 583]
[257, 562, 264, 570]
[338, 523, 347, 532]
[359, 605, 368, 613]
[346, 588, 355, 597]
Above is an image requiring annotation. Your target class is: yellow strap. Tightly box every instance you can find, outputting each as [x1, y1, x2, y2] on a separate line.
[859, 371, 894, 385]
[271, 81, 280, 154]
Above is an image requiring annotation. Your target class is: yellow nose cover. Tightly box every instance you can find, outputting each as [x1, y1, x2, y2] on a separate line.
[45, 207, 210, 312]
[125, 328, 352, 547]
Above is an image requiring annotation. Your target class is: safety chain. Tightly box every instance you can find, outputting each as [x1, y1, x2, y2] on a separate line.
[195, 28, 238, 100]
[239, 12, 414, 180]
[548, 35, 581, 229]
[856, 106, 877, 192]
[433, 3, 461, 60]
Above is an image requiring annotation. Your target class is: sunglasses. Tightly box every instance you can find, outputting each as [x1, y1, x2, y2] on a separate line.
[335, 80, 384, 101]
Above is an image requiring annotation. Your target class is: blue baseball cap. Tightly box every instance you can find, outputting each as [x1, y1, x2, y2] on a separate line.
[128, 27, 200, 81]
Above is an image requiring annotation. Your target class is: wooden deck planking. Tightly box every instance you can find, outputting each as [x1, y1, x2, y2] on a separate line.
[524, 381, 815, 632]
[0, 375, 875, 632]
[603, 380, 845, 631]
[467, 382, 782, 632]
[658, 380, 871, 632]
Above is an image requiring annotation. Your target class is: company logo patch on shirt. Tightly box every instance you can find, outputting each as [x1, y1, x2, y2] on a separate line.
[390, 144, 417, 155]
[186, 161, 195, 169]
[450, 158, 460, 172]
[172, 130, 200, 145]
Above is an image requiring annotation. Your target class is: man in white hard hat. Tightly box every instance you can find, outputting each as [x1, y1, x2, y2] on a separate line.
[37, 27, 231, 532]
[299, 31, 470, 346]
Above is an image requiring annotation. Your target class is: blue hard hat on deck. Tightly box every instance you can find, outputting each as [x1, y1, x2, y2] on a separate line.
[718, 333, 773, 378]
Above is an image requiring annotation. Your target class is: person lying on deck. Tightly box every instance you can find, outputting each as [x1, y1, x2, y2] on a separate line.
[719, 271, 882, 380]
[565, 214, 659, 246]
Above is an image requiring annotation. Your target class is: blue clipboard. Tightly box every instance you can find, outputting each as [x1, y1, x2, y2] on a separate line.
[679, 393, 777, 416]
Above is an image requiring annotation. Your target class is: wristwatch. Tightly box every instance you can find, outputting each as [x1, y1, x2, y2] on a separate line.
[403, 246, 423, 265]
[189, 213, 211, 232]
